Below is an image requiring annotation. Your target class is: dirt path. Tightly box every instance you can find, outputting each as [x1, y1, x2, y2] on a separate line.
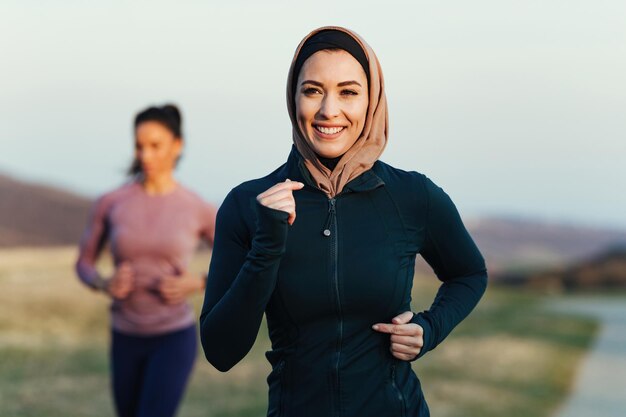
[550, 298, 626, 417]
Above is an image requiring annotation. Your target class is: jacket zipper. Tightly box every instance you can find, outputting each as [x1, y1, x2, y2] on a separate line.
[323, 197, 342, 416]
[390, 362, 406, 417]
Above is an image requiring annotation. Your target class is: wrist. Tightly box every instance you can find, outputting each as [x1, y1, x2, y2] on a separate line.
[93, 276, 110, 293]
[253, 201, 290, 256]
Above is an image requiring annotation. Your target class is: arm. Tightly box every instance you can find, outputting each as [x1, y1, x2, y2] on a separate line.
[411, 175, 488, 359]
[75, 196, 110, 291]
[199, 189, 290, 372]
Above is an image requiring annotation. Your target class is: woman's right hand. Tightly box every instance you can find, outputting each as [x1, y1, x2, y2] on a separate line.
[256, 179, 304, 225]
[105, 262, 135, 299]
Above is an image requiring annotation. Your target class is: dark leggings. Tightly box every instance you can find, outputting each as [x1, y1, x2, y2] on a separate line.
[111, 325, 197, 417]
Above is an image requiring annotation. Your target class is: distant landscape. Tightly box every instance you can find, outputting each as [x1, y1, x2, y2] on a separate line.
[0, 172, 92, 247]
[3, 171, 626, 291]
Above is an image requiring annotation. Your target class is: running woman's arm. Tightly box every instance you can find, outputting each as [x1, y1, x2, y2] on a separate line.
[411, 175, 488, 359]
[199, 187, 292, 372]
[75, 196, 110, 291]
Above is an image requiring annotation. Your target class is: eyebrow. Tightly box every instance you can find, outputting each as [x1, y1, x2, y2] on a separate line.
[300, 80, 362, 88]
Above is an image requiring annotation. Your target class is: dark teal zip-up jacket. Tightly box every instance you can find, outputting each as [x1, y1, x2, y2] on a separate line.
[200, 147, 487, 417]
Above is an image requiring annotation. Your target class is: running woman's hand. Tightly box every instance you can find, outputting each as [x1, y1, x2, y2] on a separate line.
[158, 273, 204, 305]
[256, 179, 305, 225]
[106, 262, 135, 299]
[371, 311, 424, 361]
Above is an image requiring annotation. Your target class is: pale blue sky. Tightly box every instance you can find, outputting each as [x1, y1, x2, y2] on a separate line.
[1, 1, 624, 228]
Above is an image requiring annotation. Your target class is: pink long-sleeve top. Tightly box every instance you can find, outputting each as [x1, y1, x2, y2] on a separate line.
[76, 181, 217, 336]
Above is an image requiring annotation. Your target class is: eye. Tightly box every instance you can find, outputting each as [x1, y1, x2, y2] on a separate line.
[341, 89, 358, 96]
[302, 87, 322, 95]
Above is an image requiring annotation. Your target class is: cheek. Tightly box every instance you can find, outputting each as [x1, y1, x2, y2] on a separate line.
[296, 98, 318, 124]
[156, 147, 176, 166]
[348, 101, 368, 130]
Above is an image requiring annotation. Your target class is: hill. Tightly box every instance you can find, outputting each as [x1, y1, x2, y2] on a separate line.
[0, 172, 92, 247]
[506, 246, 626, 291]
[466, 217, 626, 273]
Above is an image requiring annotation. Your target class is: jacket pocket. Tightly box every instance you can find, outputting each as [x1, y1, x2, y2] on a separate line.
[389, 361, 407, 417]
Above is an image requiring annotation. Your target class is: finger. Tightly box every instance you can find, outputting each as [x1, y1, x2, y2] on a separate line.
[258, 189, 297, 207]
[288, 211, 296, 226]
[257, 181, 304, 199]
[390, 334, 423, 347]
[159, 278, 175, 287]
[113, 288, 130, 298]
[160, 286, 177, 295]
[119, 284, 134, 294]
[118, 271, 134, 282]
[391, 311, 414, 325]
[390, 342, 421, 355]
[165, 296, 183, 305]
[391, 351, 417, 361]
[116, 271, 133, 283]
[372, 323, 420, 336]
[371, 323, 394, 334]
[271, 200, 296, 212]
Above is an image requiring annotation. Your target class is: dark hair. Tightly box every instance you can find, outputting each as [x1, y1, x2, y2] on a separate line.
[128, 104, 183, 176]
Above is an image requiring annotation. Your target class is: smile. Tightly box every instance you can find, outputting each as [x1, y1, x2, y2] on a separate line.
[314, 126, 345, 135]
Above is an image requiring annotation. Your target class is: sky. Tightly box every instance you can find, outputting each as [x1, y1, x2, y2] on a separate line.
[1, 0, 625, 228]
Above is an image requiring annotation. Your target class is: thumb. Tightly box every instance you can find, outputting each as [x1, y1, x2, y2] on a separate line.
[392, 311, 414, 325]
[285, 178, 305, 190]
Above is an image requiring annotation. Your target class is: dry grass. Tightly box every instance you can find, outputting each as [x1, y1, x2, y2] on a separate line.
[0, 247, 597, 417]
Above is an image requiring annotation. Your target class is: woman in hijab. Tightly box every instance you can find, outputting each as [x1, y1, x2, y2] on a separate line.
[200, 27, 487, 417]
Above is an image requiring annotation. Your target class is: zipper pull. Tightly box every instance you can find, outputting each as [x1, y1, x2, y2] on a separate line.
[322, 198, 336, 237]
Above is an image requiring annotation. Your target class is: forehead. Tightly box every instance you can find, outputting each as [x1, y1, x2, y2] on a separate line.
[298, 49, 367, 84]
[135, 121, 175, 140]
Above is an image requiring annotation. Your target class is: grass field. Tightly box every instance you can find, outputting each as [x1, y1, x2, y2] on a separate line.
[0, 247, 598, 417]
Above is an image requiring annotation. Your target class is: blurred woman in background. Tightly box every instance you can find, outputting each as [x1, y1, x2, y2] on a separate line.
[76, 104, 216, 417]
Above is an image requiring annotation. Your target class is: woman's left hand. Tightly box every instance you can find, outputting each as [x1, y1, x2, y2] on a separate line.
[372, 311, 424, 361]
[158, 273, 204, 305]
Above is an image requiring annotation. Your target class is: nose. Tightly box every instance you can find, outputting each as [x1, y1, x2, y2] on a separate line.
[137, 148, 153, 163]
[318, 93, 341, 119]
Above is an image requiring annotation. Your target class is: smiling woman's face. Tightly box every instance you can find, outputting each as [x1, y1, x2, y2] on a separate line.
[295, 49, 369, 159]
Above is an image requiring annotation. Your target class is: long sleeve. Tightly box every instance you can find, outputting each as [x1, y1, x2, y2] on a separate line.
[199, 189, 289, 372]
[411, 176, 488, 359]
[75, 196, 109, 290]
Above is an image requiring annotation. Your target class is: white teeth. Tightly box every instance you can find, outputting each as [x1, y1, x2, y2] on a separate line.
[315, 126, 344, 135]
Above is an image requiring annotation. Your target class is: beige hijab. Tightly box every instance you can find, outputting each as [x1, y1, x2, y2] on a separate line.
[286, 26, 388, 198]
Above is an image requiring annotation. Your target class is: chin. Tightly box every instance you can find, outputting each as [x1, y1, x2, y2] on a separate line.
[312, 143, 348, 159]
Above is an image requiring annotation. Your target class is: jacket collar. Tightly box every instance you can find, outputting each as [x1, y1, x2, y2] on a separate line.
[282, 145, 385, 195]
